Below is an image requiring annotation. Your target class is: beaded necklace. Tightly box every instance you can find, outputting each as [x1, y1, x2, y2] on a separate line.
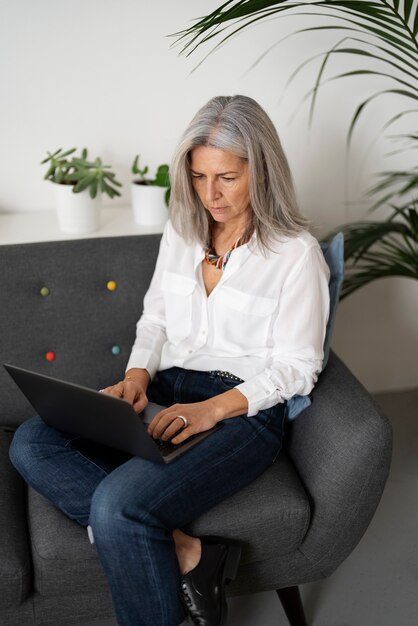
[204, 224, 254, 271]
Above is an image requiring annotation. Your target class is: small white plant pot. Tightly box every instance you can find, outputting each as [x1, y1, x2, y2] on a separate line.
[54, 184, 101, 235]
[131, 182, 168, 226]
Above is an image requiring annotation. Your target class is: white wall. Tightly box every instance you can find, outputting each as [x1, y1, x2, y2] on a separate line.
[1, 0, 417, 393]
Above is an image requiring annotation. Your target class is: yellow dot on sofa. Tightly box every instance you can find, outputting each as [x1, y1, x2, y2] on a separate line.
[107, 280, 117, 291]
[40, 287, 50, 297]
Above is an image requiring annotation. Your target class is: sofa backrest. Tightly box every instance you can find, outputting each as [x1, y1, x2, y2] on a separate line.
[0, 235, 161, 427]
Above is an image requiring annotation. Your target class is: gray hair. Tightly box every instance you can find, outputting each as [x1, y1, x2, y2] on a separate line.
[169, 95, 309, 252]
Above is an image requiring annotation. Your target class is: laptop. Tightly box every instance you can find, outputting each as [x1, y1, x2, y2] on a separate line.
[4, 363, 221, 464]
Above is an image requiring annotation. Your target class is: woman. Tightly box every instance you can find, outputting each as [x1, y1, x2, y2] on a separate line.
[10, 95, 330, 626]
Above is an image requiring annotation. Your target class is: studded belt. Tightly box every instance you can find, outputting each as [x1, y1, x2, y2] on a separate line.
[211, 370, 244, 383]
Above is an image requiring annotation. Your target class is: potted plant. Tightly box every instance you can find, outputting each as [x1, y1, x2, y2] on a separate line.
[175, 0, 418, 297]
[131, 155, 170, 226]
[42, 148, 122, 234]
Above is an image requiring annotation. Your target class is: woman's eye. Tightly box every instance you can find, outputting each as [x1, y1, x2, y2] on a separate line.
[191, 174, 203, 180]
[222, 177, 235, 182]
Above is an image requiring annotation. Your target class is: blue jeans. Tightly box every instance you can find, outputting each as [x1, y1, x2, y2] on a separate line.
[9, 367, 286, 626]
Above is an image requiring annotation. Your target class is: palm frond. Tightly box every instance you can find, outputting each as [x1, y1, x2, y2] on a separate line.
[326, 206, 418, 297]
[174, 0, 418, 297]
[174, 0, 418, 141]
[175, 1, 418, 58]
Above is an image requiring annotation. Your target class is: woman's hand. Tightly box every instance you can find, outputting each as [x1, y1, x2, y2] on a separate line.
[147, 399, 223, 445]
[101, 379, 148, 414]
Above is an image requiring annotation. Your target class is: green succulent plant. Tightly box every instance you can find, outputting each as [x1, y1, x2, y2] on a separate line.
[132, 155, 170, 185]
[132, 155, 171, 206]
[42, 148, 122, 199]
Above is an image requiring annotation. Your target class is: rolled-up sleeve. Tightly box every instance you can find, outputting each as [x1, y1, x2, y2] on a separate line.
[235, 245, 330, 416]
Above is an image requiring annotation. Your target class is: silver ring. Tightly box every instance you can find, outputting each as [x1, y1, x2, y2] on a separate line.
[176, 415, 188, 428]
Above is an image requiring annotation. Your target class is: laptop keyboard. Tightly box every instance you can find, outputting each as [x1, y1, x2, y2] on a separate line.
[155, 437, 184, 457]
[155, 433, 200, 457]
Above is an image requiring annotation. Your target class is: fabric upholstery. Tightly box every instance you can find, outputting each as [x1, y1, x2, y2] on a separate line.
[27, 452, 309, 597]
[286, 350, 393, 576]
[0, 233, 392, 626]
[27, 489, 109, 597]
[0, 599, 34, 626]
[0, 236, 160, 427]
[0, 427, 31, 608]
[180, 452, 309, 563]
[0, 592, 114, 626]
[227, 352, 393, 596]
[31, 590, 114, 626]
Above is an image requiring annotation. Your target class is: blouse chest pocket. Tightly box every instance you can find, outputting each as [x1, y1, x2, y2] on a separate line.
[222, 287, 277, 316]
[161, 271, 197, 345]
[216, 286, 277, 351]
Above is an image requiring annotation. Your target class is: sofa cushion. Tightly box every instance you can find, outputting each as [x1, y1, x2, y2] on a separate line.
[27, 489, 109, 597]
[26, 453, 308, 595]
[320, 232, 345, 369]
[0, 427, 32, 608]
[185, 453, 310, 565]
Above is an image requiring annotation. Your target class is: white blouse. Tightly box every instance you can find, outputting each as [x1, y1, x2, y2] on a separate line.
[126, 219, 330, 417]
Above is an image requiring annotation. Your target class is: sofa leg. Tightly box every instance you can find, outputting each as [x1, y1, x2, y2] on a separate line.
[276, 586, 308, 626]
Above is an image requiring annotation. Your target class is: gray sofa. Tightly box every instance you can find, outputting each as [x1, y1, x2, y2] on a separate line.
[0, 234, 392, 626]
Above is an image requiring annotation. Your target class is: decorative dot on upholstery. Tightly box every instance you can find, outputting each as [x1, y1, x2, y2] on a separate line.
[111, 345, 121, 355]
[40, 287, 50, 297]
[107, 280, 117, 291]
[45, 351, 56, 362]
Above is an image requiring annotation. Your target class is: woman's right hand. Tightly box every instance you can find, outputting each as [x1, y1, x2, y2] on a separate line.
[101, 372, 149, 414]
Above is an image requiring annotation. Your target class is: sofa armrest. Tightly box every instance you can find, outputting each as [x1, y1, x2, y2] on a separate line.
[286, 351, 393, 576]
[0, 427, 32, 608]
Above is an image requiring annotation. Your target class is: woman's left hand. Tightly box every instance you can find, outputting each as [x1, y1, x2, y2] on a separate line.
[147, 399, 222, 445]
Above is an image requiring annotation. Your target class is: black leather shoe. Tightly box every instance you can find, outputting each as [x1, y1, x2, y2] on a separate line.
[179, 535, 241, 626]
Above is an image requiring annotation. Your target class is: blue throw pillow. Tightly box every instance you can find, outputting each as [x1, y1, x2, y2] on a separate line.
[285, 232, 345, 421]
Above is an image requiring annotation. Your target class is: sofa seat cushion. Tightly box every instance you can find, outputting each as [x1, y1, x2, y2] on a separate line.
[0, 427, 32, 609]
[27, 452, 309, 596]
[186, 453, 310, 566]
[27, 488, 109, 597]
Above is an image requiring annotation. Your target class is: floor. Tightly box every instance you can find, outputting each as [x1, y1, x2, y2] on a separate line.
[84, 387, 418, 626]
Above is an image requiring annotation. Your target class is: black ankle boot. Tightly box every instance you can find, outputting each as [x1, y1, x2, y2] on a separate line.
[179, 535, 241, 626]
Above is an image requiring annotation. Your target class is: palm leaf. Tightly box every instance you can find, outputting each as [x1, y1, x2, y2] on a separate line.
[404, 0, 414, 25]
[175, 1, 418, 157]
[292, 68, 418, 129]
[248, 16, 418, 76]
[174, 0, 418, 297]
[176, 1, 418, 55]
[352, 108, 418, 186]
[327, 207, 418, 297]
[175, 1, 418, 133]
[274, 33, 417, 114]
[348, 89, 418, 146]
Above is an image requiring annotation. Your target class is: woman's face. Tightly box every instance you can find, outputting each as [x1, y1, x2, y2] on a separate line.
[190, 146, 251, 229]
